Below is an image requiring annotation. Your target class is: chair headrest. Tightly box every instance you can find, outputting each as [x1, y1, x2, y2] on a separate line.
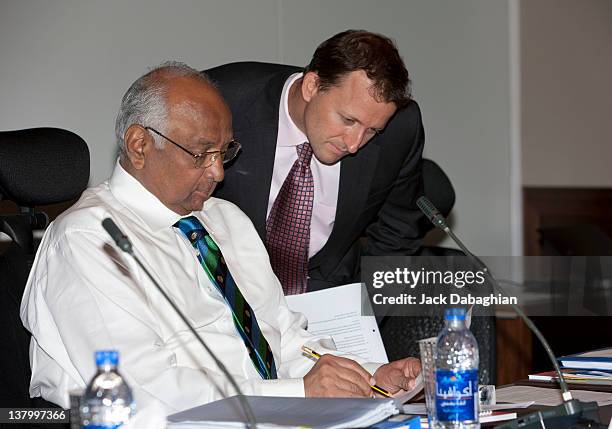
[422, 158, 455, 217]
[0, 128, 90, 206]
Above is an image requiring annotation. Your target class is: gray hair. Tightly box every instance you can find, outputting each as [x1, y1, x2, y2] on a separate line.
[114, 61, 212, 154]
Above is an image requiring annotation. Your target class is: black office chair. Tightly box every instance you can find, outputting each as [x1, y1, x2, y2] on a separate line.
[0, 128, 89, 419]
[380, 158, 496, 385]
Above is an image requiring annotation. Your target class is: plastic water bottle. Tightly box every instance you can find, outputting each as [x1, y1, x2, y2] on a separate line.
[80, 350, 135, 428]
[435, 308, 480, 429]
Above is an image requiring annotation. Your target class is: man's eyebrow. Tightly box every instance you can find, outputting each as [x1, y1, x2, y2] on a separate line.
[341, 111, 385, 131]
[340, 111, 361, 124]
[194, 139, 234, 153]
[190, 140, 216, 153]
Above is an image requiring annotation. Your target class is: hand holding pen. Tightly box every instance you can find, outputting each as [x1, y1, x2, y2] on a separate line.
[301, 346, 392, 398]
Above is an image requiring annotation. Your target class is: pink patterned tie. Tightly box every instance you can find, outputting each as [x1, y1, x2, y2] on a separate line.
[266, 142, 314, 295]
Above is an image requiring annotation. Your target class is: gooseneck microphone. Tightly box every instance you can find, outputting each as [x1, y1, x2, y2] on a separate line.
[416, 196, 449, 230]
[101, 218, 132, 253]
[417, 197, 472, 259]
[102, 218, 257, 429]
[416, 196, 603, 429]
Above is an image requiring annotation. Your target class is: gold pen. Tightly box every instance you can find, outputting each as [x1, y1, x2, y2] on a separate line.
[301, 346, 392, 398]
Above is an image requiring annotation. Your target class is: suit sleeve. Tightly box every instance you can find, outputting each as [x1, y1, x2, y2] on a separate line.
[364, 101, 426, 256]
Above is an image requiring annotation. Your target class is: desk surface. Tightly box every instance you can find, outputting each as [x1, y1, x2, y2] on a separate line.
[460, 380, 611, 428]
[404, 381, 612, 427]
[510, 404, 611, 428]
[511, 380, 612, 424]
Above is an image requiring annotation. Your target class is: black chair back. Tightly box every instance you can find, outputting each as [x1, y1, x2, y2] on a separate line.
[0, 127, 89, 412]
[382, 158, 496, 385]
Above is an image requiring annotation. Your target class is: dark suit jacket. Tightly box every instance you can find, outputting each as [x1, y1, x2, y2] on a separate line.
[207, 62, 425, 291]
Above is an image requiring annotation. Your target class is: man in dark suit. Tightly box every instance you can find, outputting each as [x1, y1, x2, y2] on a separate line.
[208, 30, 425, 295]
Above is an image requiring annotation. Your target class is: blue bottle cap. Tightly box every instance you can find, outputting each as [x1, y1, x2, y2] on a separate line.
[95, 350, 119, 366]
[444, 308, 466, 321]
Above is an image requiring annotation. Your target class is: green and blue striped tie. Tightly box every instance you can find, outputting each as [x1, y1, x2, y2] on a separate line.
[174, 216, 277, 379]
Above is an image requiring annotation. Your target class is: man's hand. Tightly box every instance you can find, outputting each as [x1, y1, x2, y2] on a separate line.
[304, 354, 373, 398]
[372, 357, 421, 395]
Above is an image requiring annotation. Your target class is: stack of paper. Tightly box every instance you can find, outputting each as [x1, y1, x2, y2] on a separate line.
[495, 385, 612, 407]
[559, 347, 612, 371]
[529, 369, 612, 385]
[167, 396, 398, 429]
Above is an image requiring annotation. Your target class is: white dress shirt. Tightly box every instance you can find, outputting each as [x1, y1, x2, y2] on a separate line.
[268, 73, 341, 258]
[21, 161, 377, 413]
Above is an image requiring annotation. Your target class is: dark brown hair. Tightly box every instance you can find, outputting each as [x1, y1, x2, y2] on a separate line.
[304, 29, 411, 107]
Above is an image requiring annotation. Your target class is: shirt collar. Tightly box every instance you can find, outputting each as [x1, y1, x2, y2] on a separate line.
[109, 159, 186, 232]
[278, 72, 308, 147]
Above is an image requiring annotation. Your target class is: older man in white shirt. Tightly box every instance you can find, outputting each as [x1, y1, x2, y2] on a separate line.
[21, 62, 420, 414]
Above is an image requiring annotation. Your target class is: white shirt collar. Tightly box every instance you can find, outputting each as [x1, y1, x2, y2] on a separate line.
[278, 72, 307, 147]
[109, 159, 187, 232]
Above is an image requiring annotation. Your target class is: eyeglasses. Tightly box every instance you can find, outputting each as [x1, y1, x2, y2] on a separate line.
[144, 126, 241, 169]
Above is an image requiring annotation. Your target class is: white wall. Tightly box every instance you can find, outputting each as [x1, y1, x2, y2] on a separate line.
[0, 0, 281, 182]
[0, 0, 515, 256]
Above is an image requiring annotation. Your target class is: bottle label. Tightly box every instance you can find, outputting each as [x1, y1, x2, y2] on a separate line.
[435, 368, 478, 422]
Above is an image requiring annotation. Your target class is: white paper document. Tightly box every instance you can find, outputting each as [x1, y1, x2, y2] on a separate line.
[166, 395, 398, 429]
[285, 282, 388, 363]
[495, 385, 612, 406]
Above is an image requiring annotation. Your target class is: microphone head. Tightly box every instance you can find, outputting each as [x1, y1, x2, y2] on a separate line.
[417, 196, 439, 217]
[417, 196, 449, 230]
[102, 218, 133, 253]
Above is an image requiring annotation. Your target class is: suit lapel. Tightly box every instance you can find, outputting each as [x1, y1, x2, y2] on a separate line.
[231, 128, 276, 237]
[230, 69, 296, 238]
[309, 141, 381, 269]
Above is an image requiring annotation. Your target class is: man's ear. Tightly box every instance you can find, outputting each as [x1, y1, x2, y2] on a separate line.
[301, 71, 320, 103]
[123, 124, 149, 170]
